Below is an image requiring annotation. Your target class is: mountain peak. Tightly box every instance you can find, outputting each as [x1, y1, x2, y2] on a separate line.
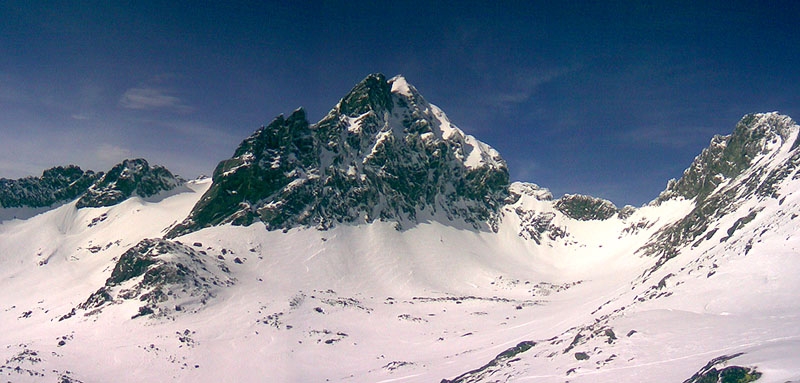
[656, 112, 800, 203]
[737, 111, 796, 137]
[728, 112, 798, 155]
[1, 165, 98, 209]
[642, 112, 800, 271]
[76, 158, 182, 208]
[168, 74, 509, 236]
[337, 73, 393, 117]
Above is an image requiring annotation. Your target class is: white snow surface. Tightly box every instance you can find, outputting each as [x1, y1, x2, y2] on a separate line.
[1, 173, 799, 382]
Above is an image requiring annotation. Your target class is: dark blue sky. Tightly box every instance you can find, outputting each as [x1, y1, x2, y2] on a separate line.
[1, 1, 798, 206]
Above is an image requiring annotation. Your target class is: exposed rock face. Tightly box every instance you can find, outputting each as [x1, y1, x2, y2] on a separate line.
[554, 194, 618, 221]
[1, 159, 181, 211]
[0, 165, 98, 208]
[657, 112, 799, 203]
[641, 112, 800, 273]
[169, 74, 509, 236]
[441, 341, 537, 383]
[72, 239, 234, 319]
[682, 353, 762, 383]
[75, 159, 182, 208]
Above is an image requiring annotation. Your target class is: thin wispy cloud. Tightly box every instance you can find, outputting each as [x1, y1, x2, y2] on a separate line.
[71, 113, 93, 120]
[165, 120, 237, 142]
[96, 143, 134, 163]
[490, 65, 580, 110]
[509, 159, 540, 183]
[620, 125, 712, 149]
[119, 86, 191, 112]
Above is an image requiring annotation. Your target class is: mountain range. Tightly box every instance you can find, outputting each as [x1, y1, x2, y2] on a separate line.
[1, 74, 798, 382]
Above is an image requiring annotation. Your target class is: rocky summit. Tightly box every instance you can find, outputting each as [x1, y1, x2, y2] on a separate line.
[657, 112, 800, 203]
[0, 165, 98, 209]
[168, 74, 509, 236]
[75, 159, 182, 208]
[1, 158, 182, 212]
[640, 112, 800, 275]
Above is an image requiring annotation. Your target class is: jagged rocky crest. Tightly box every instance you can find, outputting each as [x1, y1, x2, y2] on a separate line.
[657, 112, 800, 203]
[168, 74, 509, 236]
[0, 165, 99, 208]
[640, 112, 800, 274]
[0, 159, 182, 211]
[76, 159, 182, 208]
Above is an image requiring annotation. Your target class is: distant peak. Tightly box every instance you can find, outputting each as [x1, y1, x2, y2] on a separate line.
[75, 159, 182, 208]
[1, 165, 98, 209]
[363, 73, 386, 81]
[118, 158, 149, 168]
[554, 194, 618, 221]
[287, 107, 307, 121]
[656, 111, 800, 203]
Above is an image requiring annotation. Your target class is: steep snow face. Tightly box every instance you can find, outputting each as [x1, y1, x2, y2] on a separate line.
[170, 74, 509, 236]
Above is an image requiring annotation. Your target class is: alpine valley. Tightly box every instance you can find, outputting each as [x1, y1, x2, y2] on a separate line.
[1, 74, 799, 383]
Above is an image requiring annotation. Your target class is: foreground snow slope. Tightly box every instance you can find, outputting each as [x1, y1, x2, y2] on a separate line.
[2, 171, 798, 382]
[0, 180, 209, 381]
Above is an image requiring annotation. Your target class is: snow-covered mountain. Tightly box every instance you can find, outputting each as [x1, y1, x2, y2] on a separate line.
[1, 158, 182, 211]
[75, 158, 183, 208]
[1, 75, 799, 382]
[168, 74, 508, 237]
[0, 165, 98, 209]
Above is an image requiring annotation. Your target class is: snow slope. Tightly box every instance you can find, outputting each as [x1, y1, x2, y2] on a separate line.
[2, 171, 798, 382]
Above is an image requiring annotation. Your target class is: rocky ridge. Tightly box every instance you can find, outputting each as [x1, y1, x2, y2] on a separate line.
[0, 165, 98, 209]
[68, 238, 234, 320]
[0, 159, 182, 212]
[554, 194, 619, 221]
[639, 112, 800, 275]
[76, 159, 182, 208]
